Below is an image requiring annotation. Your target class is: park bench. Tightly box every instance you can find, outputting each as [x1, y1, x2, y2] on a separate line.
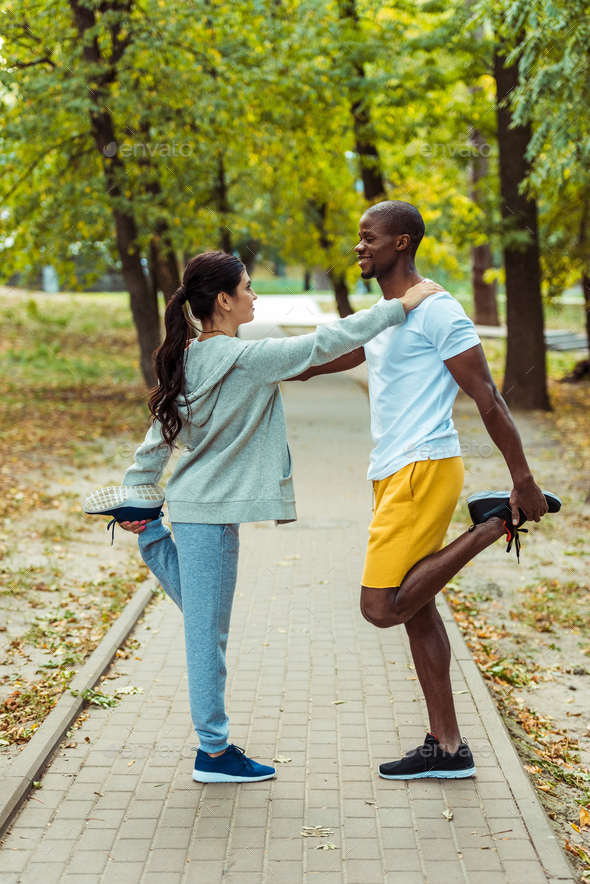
[475, 325, 588, 352]
[243, 296, 588, 352]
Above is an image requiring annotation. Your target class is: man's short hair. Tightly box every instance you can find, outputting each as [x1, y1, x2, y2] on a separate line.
[363, 201, 425, 255]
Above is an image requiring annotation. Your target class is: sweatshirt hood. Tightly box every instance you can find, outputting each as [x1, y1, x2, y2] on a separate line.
[178, 337, 245, 427]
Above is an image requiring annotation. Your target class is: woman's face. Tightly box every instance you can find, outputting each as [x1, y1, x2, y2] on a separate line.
[232, 270, 257, 324]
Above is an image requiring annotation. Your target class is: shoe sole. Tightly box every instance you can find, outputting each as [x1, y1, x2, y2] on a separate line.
[192, 770, 276, 783]
[379, 766, 476, 780]
[467, 490, 561, 522]
[83, 484, 165, 515]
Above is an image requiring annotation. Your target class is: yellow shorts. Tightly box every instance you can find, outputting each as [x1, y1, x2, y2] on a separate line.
[361, 457, 464, 589]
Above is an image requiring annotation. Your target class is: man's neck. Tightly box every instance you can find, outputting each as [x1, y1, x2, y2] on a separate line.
[377, 265, 423, 301]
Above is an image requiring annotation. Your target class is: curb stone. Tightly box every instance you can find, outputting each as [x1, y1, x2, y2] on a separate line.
[439, 599, 576, 881]
[0, 579, 155, 837]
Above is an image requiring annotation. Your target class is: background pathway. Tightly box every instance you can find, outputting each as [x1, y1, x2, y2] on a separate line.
[0, 373, 575, 883]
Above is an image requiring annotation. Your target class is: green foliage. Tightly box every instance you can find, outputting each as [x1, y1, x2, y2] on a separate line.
[0, 0, 587, 329]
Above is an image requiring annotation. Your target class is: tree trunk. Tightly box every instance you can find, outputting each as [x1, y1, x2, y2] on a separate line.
[215, 153, 232, 253]
[351, 86, 386, 202]
[313, 201, 355, 316]
[239, 240, 260, 276]
[150, 232, 181, 304]
[69, 0, 160, 388]
[469, 129, 499, 326]
[493, 42, 550, 410]
[339, 0, 386, 202]
[583, 274, 590, 349]
[328, 269, 354, 317]
[138, 120, 181, 304]
[472, 243, 499, 326]
[113, 207, 160, 387]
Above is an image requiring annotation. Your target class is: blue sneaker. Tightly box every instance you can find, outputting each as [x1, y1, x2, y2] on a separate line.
[83, 484, 165, 543]
[192, 745, 276, 783]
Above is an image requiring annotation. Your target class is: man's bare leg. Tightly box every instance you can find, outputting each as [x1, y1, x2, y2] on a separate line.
[404, 599, 459, 752]
[360, 518, 505, 753]
[360, 517, 504, 629]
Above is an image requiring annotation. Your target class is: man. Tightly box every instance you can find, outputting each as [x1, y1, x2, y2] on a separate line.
[296, 200, 558, 779]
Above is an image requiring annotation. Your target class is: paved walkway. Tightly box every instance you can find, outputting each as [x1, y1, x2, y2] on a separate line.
[0, 374, 575, 883]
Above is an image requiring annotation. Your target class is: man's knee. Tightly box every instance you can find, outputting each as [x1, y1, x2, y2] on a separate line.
[360, 586, 404, 628]
[404, 599, 446, 639]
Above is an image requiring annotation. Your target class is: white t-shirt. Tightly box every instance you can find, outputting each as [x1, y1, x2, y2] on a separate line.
[364, 290, 481, 481]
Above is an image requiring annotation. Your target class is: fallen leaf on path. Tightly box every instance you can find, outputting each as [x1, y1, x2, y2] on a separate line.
[114, 686, 143, 697]
[300, 826, 334, 838]
[272, 756, 292, 764]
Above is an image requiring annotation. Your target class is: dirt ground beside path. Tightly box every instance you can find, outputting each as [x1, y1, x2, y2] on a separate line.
[448, 392, 590, 880]
[0, 448, 171, 773]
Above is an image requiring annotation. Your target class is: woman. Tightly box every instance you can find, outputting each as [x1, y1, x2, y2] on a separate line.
[85, 250, 441, 783]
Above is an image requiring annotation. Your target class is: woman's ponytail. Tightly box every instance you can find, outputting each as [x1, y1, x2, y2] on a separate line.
[148, 251, 245, 447]
[148, 287, 191, 446]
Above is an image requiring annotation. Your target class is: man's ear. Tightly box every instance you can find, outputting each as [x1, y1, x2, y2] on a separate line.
[396, 234, 411, 252]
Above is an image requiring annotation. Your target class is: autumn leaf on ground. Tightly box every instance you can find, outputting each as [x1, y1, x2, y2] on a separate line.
[113, 686, 143, 697]
[300, 826, 334, 838]
[580, 806, 590, 829]
[272, 756, 292, 764]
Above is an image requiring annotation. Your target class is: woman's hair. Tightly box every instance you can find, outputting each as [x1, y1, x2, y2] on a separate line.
[148, 250, 245, 446]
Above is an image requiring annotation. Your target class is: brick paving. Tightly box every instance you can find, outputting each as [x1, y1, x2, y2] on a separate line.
[0, 372, 575, 883]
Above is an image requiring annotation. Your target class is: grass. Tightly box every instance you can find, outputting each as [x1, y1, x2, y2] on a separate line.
[0, 291, 149, 517]
[518, 578, 590, 634]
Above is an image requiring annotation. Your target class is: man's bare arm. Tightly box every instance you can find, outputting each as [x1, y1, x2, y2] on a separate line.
[444, 344, 548, 523]
[285, 347, 366, 381]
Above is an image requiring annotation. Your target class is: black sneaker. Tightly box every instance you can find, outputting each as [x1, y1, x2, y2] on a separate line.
[379, 733, 476, 780]
[83, 484, 165, 543]
[466, 489, 561, 563]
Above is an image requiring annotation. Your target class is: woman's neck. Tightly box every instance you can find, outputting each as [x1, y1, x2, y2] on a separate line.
[198, 316, 236, 339]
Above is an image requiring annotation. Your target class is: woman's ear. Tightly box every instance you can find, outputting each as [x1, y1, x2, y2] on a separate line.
[217, 291, 231, 312]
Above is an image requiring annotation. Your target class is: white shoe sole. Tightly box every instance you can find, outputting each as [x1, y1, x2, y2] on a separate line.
[83, 484, 165, 514]
[379, 766, 476, 780]
[466, 490, 561, 510]
[192, 770, 276, 783]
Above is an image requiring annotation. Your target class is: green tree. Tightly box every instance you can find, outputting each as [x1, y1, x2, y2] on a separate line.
[508, 0, 590, 376]
[493, 30, 550, 410]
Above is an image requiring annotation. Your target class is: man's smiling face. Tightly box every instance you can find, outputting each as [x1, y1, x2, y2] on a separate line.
[354, 213, 403, 280]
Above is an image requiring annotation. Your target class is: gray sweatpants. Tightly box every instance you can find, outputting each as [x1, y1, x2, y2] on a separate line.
[138, 518, 239, 754]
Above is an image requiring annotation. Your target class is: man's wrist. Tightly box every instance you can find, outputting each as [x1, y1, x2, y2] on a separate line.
[511, 470, 535, 489]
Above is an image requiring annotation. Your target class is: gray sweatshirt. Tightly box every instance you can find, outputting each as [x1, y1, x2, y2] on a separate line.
[122, 298, 406, 524]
